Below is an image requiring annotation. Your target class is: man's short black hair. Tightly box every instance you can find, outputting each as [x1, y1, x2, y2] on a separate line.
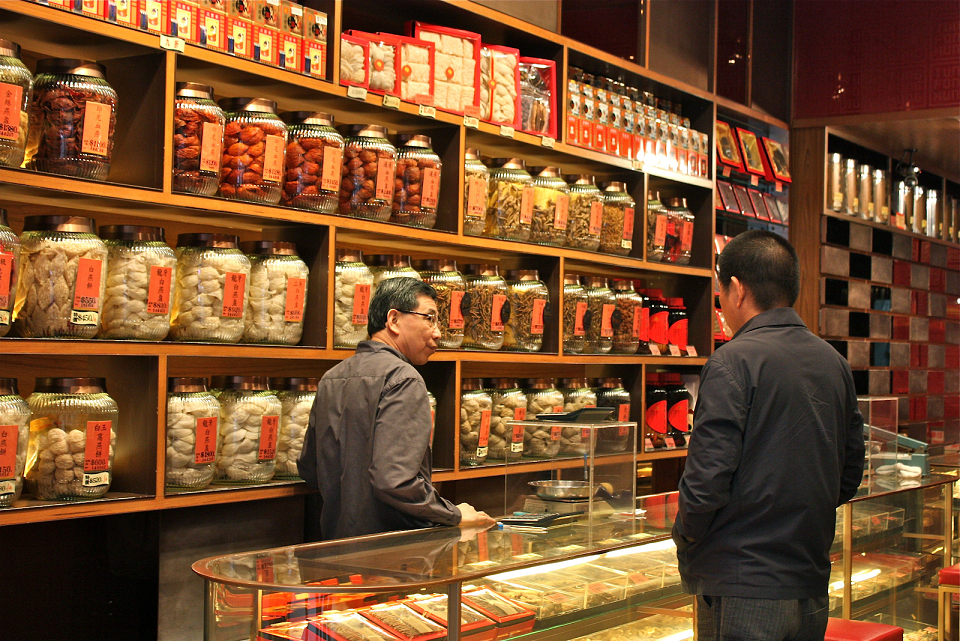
[367, 277, 438, 336]
[718, 230, 800, 310]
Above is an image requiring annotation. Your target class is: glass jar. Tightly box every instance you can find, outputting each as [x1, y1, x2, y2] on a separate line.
[486, 378, 527, 462]
[366, 254, 422, 302]
[414, 259, 465, 350]
[664, 373, 692, 448]
[0, 40, 32, 168]
[218, 97, 287, 204]
[667, 297, 689, 354]
[280, 111, 343, 213]
[644, 289, 670, 355]
[599, 182, 635, 256]
[503, 270, 549, 353]
[462, 264, 507, 351]
[165, 377, 220, 490]
[842, 158, 858, 216]
[391, 134, 441, 229]
[664, 197, 694, 265]
[646, 191, 673, 263]
[529, 166, 569, 246]
[485, 158, 533, 241]
[14, 215, 107, 339]
[856, 164, 873, 220]
[273, 377, 316, 479]
[582, 276, 614, 354]
[170, 233, 251, 343]
[611, 279, 642, 355]
[333, 249, 374, 349]
[827, 153, 843, 212]
[239, 241, 309, 345]
[427, 390, 437, 449]
[523, 378, 563, 458]
[463, 148, 489, 237]
[338, 124, 396, 221]
[560, 377, 597, 413]
[98, 225, 177, 341]
[460, 379, 492, 466]
[644, 374, 668, 450]
[0, 378, 30, 506]
[25, 377, 118, 500]
[564, 175, 603, 251]
[562, 274, 588, 354]
[872, 169, 890, 224]
[214, 376, 282, 484]
[595, 377, 632, 453]
[26, 58, 116, 181]
[173, 82, 225, 196]
[0, 208, 21, 337]
[912, 187, 926, 234]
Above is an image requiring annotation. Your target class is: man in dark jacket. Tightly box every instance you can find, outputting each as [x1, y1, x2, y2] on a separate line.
[674, 230, 865, 640]
[299, 277, 494, 540]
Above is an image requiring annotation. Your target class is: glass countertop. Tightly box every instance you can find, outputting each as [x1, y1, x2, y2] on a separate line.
[851, 472, 956, 501]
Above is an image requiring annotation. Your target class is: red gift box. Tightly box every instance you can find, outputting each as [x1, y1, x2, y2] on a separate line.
[379, 34, 435, 105]
[278, 31, 302, 73]
[409, 22, 481, 116]
[461, 588, 535, 639]
[479, 44, 521, 130]
[345, 31, 401, 97]
[518, 56, 558, 139]
[339, 34, 370, 89]
[253, 24, 280, 67]
[198, 7, 226, 50]
[226, 15, 253, 58]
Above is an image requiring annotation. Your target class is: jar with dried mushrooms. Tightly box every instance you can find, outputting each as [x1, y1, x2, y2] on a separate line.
[564, 175, 603, 251]
[0, 39, 32, 169]
[333, 249, 374, 348]
[0, 208, 21, 337]
[280, 111, 343, 213]
[338, 124, 396, 221]
[15, 215, 107, 339]
[463, 148, 489, 237]
[414, 259, 464, 349]
[522, 379, 563, 458]
[610, 279, 642, 354]
[170, 233, 251, 343]
[214, 376, 281, 484]
[273, 377, 316, 479]
[0, 378, 30, 506]
[239, 241, 309, 346]
[599, 182, 635, 256]
[391, 134, 441, 229]
[485, 158, 533, 241]
[173, 82, 224, 196]
[562, 274, 588, 354]
[486, 378, 527, 462]
[218, 97, 287, 204]
[582, 276, 615, 354]
[503, 269, 548, 353]
[462, 264, 507, 351]
[460, 379, 492, 466]
[529, 166, 569, 246]
[165, 377, 220, 490]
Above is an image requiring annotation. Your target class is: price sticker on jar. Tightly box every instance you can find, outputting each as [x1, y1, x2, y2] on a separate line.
[588, 201, 603, 235]
[490, 294, 507, 331]
[0, 424, 18, 480]
[448, 290, 465, 329]
[200, 122, 223, 174]
[221, 272, 247, 318]
[466, 177, 486, 219]
[0, 84, 22, 141]
[0, 252, 13, 310]
[511, 424, 524, 453]
[146, 265, 173, 315]
[194, 417, 218, 464]
[258, 415, 279, 462]
[574, 301, 587, 336]
[554, 192, 569, 230]
[601, 303, 615, 337]
[263, 134, 285, 184]
[84, 420, 112, 472]
[321, 150, 342, 192]
[284, 277, 306, 322]
[375, 157, 396, 201]
[422, 168, 440, 209]
[618, 404, 631, 422]
[477, 410, 491, 458]
[531, 299, 546, 335]
[520, 186, 535, 224]
[81, 101, 112, 157]
[352, 283, 371, 325]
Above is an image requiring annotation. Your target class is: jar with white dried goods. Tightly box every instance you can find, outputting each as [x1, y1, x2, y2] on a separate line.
[25, 377, 118, 500]
[503, 269, 548, 353]
[272, 377, 316, 479]
[557, 377, 596, 455]
[564, 175, 603, 251]
[173, 82, 225, 196]
[486, 378, 527, 462]
[280, 111, 342, 213]
[333, 248, 374, 348]
[599, 182, 635, 256]
[338, 124, 396, 221]
[485, 158, 533, 241]
[522, 378, 563, 458]
[14, 215, 107, 339]
[463, 148, 489, 237]
[391, 134, 441, 229]
[460, 378, 492, 466]
[214, 376, 282, 484]
[462, 264, 507, 351]
[582, 276, 615, 354]
[0, 208, 21, 337]
[98, 225, 176, 341]
[218, 97, 287, 204]
[414, 259, 464, 349]
[562, 274, 587, 354]
[165, 377, 220, 490]
[239, 241, 309, 345]
[0, 40, 32, 168]
[528, 166, 569, 246]
[0, 378, 30, 506]
[170, 233, 251, 343]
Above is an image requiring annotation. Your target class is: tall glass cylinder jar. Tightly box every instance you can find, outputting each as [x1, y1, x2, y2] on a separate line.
[273, 377, 316, 479]
[611, 279, 642, 354]
[170, 233, 251, 343]
[842, 159, 858, 215]
[391, 134, 441, 229]
[333, 249, 374, 348]
[414, 259, 465, 349]
[15, 215, 107, 339]
[528, 166, 569, 246]
[462, 264, 507, 350]
[338, 124, 396, 221]
[173, 82, 225, 196]
[562, 274, 588, 354]
[912, 187, 926, 234]
[165, 377, 220, 490]
[827, 153, 843, 211]
[564, 175, 603, 251]
[503, 269, 549, 352]
[25, 377, 118, 500]
[460, 379, 492, 466]
[583, 276, 614, 354]
[523, 379, 563, 458]
[485, 158, 533, 241]
[595, 377, 631, 452]
[872, 169, 890, 224]
[600, 182, 635, 256]
[0, 40, 32, 168]
[239, 241, 309, 345]
[214, 377, 281, 484]
[26, 59, 116, 181]
[280, 111, 343, 213]
[218, 97, 287, 204]
[463, 148, 489, 237]
[486, 378, 527, 462]
[0, 208, 21, 337]
[0, 378, 30, 506]
[98, 225, 176, 341]
[856, 164, 873, 220]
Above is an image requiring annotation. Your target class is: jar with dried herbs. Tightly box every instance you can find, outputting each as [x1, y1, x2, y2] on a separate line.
[0, 378, 29, 506]
[214, 376, 281, 484]
[564, 175, 603, 251]
[610, 279, 642, 354]
[26, 58, 116, 181]
[522, 379, 563, 458]
[218, 97, 287, 204]
[462, 264, 507, 350]
[391, 134, 441, 229]
[460, 379, 492, 466]
[599, 182, 635, 256]
[338, 124, 396, 221]
[664, 197, 694, 265]
[0, 209, 21, 337]
[365, 254, 422, 301]
[173, 83, 224, 196]
[647, 191, 677, 263]
[414, 259, 464, 349]
[239, 241, 309, 345]
[485, 158, 533, 241]
[486, 378, 527, 461]
[528, 166, 569, 246]
[0, 40, 32, 169]
[582, 276, 615, 354]
[463, 148, 489, 237]
[280, 111, 343, 213]
[502, 270, 548, 353]
[165, 377, 220, 490]
[562, 274, 588, 354]
[595, 377, 632, 453]
[14, 215, 107, 339]
[333, 249, 373, 348]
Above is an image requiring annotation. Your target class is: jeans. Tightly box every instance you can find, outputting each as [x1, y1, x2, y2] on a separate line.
[696, 594, 830, 641]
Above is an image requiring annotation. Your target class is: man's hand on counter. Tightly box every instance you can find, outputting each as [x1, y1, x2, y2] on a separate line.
[457, 502, 496, 527]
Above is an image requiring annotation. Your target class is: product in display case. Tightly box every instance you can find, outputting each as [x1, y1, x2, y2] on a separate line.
[911, 186, 925, 234]
[460, 378, 492, 466]
[0, 209, 21, 336]
[486, 379, 527, 462]
[760, 136, 791, 183]
[761, 192, 782, 224]
[502, 270, 548, 353]
[564, 175, 603, 251]
[345, 31, 400, 96]
[582, 276, 614, 354]
[239, 241, 308, 345]
[0, 378, 30, 507]
[518, 57, 556, 138]
[715, 120, 743, 171]
[461, 587, 536, 636]
[414, 259, 465, 350]
[406, 594, 496, 640]
[360, 602, 446, 641]
[479, 45, 520, 128]
[214, 376, 281, 484]
[827, 153, 844, 212]
[338, 124, 397, 221]
[529, 166, 569, 246]
[391, 134, 441, 229]
[562, 274, 588, 354]
[521, 380, 563, 459]
[736, 127, 765, 176]
[462, 264, 507, 351]
[388, 34, 435, 104]
[0, 39, 32, 169]
[748, 189, 769, 222]
[717, 180, 740, 213]
[267, 377, 313, 478]
[485, 157, 534, 242]
[304, 611, 398, 641]
[166, 377, 220, 490]
[280, 111, 343, 214]
[218, 97, 286, 204]
[338, 34, 370, 89]
[410, 23, 481, 115]
[732, 184, 755, 217]
[173, 83, 225, 197]
[463, 149, 489, 237]
[560, 378, 597, 414]
[842, 158, 859, 217]
[599, 182, 635, 256]
[333, 249, 374, 349]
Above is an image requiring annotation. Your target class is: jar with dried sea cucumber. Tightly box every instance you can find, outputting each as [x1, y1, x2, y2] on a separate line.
[503, 269, 548, 352]
[582, 276, 614, 354]
[0, 378, 30, 506]
[460, 378, 492, 466]
[463, 148, 489, 237]
[98, 225, 176, 341]
[414, 259, 464, 349]
[165, 377, 220, 490]
[610, 279, 642, 355]
[338, 124, 396, 221]
[594, 377, 632, 453]
[562, 273, 588, 354]
[522, 378, 563, 458]
[564, 175, 603, 251]
[485, 158, 533, 241]
[0, 208, 21, 337]
[26, 58, 116, 181]
[280, 111, 343, 213]
[333, 248, 374, 348]
[528, 166, 569, 246]
[173, 82, 224, 196]
[599, 182, 635, 256]
[214, 376, 281, 484]
[218, 97, 287, 204]
[14, 215, 107, 339]
[239, 241, 309, 345]
[272, 377, 316, 479]
[486, 378, 527, 462]
[0, 39, 32, 168]
[462, 264, 507, 351]
[391, 134, 441, 229]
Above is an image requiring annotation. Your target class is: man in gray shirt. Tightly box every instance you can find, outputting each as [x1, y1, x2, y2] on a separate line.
[299, 277, 493, 540]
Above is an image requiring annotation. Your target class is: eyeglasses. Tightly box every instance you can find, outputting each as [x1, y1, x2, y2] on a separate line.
[395, 309, 439, 328]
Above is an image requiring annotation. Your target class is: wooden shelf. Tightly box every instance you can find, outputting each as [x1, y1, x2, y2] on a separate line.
[715, 95, 790, 131]
[823, 210, 960, 250]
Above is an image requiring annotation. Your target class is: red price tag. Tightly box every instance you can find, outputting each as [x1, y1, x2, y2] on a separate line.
[221, 272, 246, 318]
[574, 301, 587, 336]
[512, 423, 525, 442]
[0, 424, 18, 480]
[478, 411, 491, 446]
[200, 122, 223, 173]
[84, 420, 112, 472]
[645, 400, 667, 434]
[263, 134, 285, 184]
[550, 424, 562, 440]
[601, 303, 615, 337]
[513, 407, 526, 420]
[531, 298, 546, 335]
[72, 258, 103, 311]
[321, 148, 342, 192]
[194, 417, 218, 464]
[0, 84, 22, 142]
[448, 290, 465, 329]
[554, 193, 569, 230]
[146, 265, 173, 315]
[81, 101, 112, 156]
[352, 283, 371, 325]
[750, 175, 759, 186]
[375, 157, 396, 201]
[284, 277, 306, 322]
[618, 404, 631, 422]
[0, 253, 13, 309]
[654, 215, 668, 246]
[623, 207, 635, 240]
[258, 415, 279, 461]
[466, 177, 487, 219]
[588, 201, 603, 235]
[491, 294, 506, 331]
[520, 187, 534, 224]
[422, 168, 440, 208]
[722, 166, 731, 178]
[680, 221, 694, 252]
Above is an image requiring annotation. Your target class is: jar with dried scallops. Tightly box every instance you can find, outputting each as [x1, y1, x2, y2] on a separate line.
[218, 97, 287, 204]
[214, 376, 282, 484]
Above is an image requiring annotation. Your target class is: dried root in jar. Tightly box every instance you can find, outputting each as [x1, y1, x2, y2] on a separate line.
[485, 181, 527, 238]
[504, 286, 547, 352]
[463, 283, 505, 349]
[600, 204, 626, 253]
[567, 192, 601, 250]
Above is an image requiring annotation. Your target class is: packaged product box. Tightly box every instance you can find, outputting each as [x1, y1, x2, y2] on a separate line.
[338, 34, 370, 89]
[345, 31, 400, 97]
[579, 94, 594, 148]
[621, 110, 635, 159]
[566, 80, 580, 145]
[169, 0, 199, 42]
[593, 100, 608, 152]
[199, 0, 226, 9]
[607, 104, 621, 156]
[478, 44, 521, 130]
[278, 31, 302, 73]
[253, 24, 279, 67]
[386, 34, 435, 104]
[226, 15, 254, 58]
[279, 0, 302, 36]
[302, 6, 327, 79]
[114, 0, 139, 26]
[254, 0, 280, 28]
[42, 0, 79, 12]
[225, 0, 254, 19]
[140, 0, 169, 33]
[409, 22, 482, 116]
[198, 6, 226, 50]
[80, 0, 108, 19]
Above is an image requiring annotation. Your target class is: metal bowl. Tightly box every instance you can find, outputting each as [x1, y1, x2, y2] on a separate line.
[528, 480, 592, 500]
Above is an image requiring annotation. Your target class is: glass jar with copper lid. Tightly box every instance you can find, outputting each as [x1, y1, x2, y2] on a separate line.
[239, 240, 309, 346]
[522, 378, 563, 459]
[333, 248, 374, 348]
[338, 124, 396, 221]
[486, 378, 527, 462]
[0, 208, 21, 337]
[528, 166, 569, 247]
[663, 197, 694, 265]
[0, 39, 32, 169]
[460, 378, 492, 466]
[413, 259, 464, 349]
[594, 377, 632, 453]
[165, 377, 220, 490]
[558, 377, 595, 456]
[582, 276, 615, 354]
[562, 274, 588, 354]
[25, 377, 118, 501]
[463, 148, 489, 237]
[214, 376, 282, 484]
[503, 269, 549, 353]
[0, 378, 30, 506]
[272, 377, 317, 479]
[485, 157, 533, 241]
[610, 279, 642, 355]
[564, 174, 603, 251]
[365, 254, 422, 299]
[391, 134, 441, 229]
[599, 182, 635, 256]
[173, 82, 225, 196]
[462, 264, 507, 350]
[280, 111, 343, 213]
[218, 97, 287, 204]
